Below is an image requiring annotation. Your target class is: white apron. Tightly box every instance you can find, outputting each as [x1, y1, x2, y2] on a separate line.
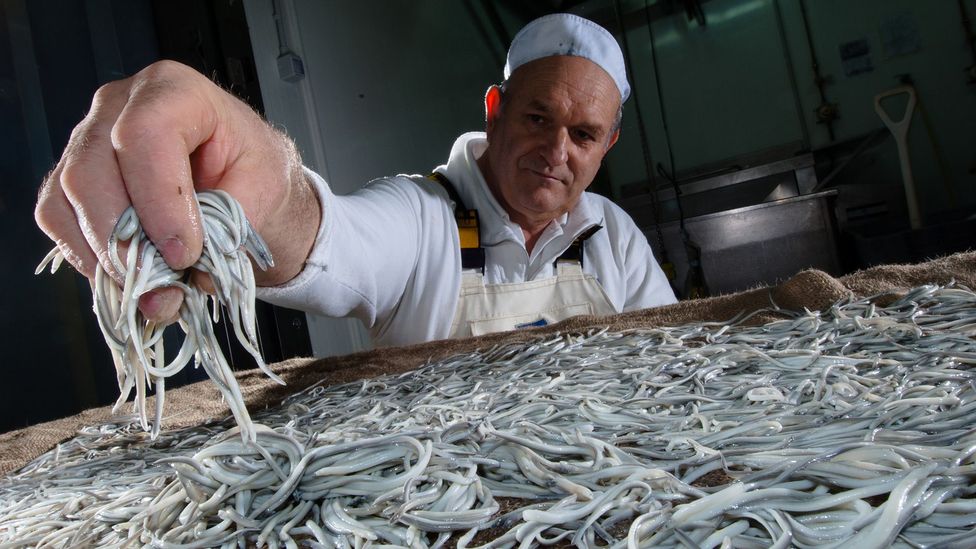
[427, 171, 616, 339]
[448, 261, 616, 338]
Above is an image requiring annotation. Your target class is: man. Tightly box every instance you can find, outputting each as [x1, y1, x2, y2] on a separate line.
[35, 13, 676, 348]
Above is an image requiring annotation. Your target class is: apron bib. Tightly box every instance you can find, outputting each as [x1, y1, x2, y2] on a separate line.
[449, 261, 616, 338]
[426, 171, 616, 339]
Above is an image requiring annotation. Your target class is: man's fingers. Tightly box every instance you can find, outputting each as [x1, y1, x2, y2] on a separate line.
[35, 165, 100, 279]
[137, 273, 209, 325]
[138, 287, 184, 324]
[51, 79, 137, 282]
[112, 62, 220, 271]
[36, 78, 133, 281]
[190, 270, 217, 295]
[37, 59, 300, 292]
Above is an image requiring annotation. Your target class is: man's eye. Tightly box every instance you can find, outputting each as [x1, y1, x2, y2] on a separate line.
[575, 130, 594, 142]
[528, 114, 545, 124]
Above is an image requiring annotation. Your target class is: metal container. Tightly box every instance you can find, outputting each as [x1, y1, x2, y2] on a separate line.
[643, 190, 840, 298]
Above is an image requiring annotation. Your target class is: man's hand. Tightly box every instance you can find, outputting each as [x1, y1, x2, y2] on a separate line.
[35, 60, 320, 321]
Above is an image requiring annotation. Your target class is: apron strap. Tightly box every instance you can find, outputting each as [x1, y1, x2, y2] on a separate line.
[428, 172, 602, 273]
[428, 172, 485, 272]
[554, 224, 603, 269]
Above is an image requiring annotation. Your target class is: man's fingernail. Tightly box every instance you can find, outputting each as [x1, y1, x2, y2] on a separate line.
[159, 237, 190, 269]
[139, 290, 181, 322]
[139, 291, 164, 318]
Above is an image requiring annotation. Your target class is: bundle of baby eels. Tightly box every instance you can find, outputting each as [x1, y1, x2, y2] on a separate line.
[4, 284, 976, 548]
[35, 190, 282, 441]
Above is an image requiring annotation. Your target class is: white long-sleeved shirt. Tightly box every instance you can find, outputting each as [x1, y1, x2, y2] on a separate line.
[257, 132, 676, 347]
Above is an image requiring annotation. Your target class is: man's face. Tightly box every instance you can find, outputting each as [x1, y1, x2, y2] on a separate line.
[479, 55, 621, 230]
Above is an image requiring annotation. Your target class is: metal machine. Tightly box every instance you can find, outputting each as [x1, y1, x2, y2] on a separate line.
[622, 154, 840, 298]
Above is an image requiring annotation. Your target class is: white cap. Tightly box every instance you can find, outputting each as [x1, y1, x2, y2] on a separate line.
[504, 13, 630, 102]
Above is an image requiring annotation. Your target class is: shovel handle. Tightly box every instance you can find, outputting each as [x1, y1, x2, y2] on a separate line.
[874, 85, 921, 229]
[874, 86, 917, 138]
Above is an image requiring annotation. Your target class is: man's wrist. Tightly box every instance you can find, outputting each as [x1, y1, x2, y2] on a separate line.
[254, 158, 322, 287]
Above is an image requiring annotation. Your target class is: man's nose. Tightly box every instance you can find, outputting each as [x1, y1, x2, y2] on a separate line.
[539, 128, 569, 167]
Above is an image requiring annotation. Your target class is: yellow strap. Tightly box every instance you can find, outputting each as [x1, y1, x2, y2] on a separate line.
[457, 217, 480, 249]
[427, 173, 480, 249]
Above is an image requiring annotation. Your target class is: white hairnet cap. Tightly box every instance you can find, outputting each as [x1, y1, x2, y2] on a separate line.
[504, 13, 630, 102]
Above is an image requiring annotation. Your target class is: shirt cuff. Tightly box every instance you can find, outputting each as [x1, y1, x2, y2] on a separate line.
[255, 166, 334, 302]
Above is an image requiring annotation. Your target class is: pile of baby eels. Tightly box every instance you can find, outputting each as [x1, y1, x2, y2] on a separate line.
[3, 283, 976, 548]
[35, 190, 282, 442]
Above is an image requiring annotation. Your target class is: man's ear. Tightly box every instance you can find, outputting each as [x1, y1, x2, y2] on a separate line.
[484, 85, 502, 132]
[605, 129, 620, 152]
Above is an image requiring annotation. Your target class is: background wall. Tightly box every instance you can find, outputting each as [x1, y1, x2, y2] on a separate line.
[605, 0, 976, 220]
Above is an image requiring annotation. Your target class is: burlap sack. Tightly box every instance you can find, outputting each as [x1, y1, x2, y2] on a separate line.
[2, 251, 973, 476]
